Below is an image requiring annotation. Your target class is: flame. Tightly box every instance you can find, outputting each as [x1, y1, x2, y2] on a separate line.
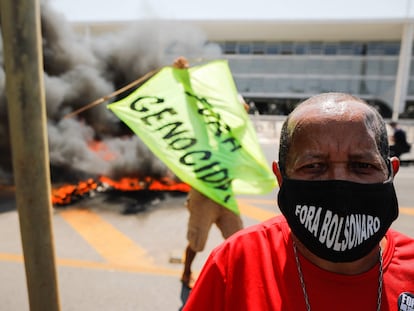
[88, 140, 117, 161]
[51, 176, 190, 206]
[98, 175, 190, 192]
[51, 178, 99, 205]
[51, 139, 191, 206]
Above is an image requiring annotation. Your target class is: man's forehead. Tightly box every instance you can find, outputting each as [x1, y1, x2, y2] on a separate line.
[290, 99, 369, 124]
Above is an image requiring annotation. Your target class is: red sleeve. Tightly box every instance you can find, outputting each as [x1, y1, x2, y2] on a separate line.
[183, 253, 226, 311]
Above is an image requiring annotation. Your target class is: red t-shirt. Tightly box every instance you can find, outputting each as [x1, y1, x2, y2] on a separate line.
[183, 215, 414, 311]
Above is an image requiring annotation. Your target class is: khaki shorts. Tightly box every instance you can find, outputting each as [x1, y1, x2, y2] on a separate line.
[186, 189, 243, 252]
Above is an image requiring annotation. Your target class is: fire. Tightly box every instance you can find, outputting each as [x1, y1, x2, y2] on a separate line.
[51, 178, 99, 206]
[98, 176, 191, 192]
[51, 139, 191, 206]
[87, 141, 117, 161]
[51, 176, 190, 206]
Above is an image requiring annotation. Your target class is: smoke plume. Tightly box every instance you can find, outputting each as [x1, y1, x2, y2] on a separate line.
[0, 1, 221, 184]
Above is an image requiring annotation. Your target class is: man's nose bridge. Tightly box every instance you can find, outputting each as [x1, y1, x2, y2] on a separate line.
[327, 162, 349, 179]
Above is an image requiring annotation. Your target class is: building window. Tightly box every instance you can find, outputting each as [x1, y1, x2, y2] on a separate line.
[280, 42, 294, 55]
[294, 43, 307, 54]
[337, 42, 362, 55]
[323, 44, 338, 55]
[224, 42, 237, 54]
[309, 42, 323, 55]
[265, 43, 279, 54]
[238, 43, 252, 54]
[383, 43, 400, 55]
[252, 42, 265, 54]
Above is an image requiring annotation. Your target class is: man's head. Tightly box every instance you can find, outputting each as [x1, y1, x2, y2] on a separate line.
[275, 92, 397, 183]
[274, 93, 400, 263]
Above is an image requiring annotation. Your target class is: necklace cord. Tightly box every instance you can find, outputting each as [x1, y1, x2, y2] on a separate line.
[292, 241, 383, 311]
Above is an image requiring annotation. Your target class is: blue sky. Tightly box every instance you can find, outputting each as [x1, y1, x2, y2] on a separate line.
[49, 0, 413, 22]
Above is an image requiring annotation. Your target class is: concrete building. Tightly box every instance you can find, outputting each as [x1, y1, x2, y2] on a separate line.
[66, 0, 414, 118]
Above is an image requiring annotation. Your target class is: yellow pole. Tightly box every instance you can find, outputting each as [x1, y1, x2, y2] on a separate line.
[0, 0, 61, 310]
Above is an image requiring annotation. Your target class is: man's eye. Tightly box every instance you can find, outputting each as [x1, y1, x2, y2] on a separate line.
[301, 163, 327, 172]
[349, 162, 375, 172]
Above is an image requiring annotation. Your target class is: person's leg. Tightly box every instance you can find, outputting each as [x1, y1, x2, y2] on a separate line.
[217, 206, 243, 239]
[180, 247, 194, 310]
[182, 189, 216, 286]
[181, 245, 196, 287]
[180, 190, 216, 309]
[180, 245, 196, 309]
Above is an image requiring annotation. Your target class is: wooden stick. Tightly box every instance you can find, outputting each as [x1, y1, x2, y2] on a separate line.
[63, 67, 160, 119]
[62, 56, 209, 119]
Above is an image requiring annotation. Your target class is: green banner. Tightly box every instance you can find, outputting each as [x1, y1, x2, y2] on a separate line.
[108, 60, 277, 214]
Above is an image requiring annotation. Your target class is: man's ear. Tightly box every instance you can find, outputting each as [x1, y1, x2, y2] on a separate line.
[390, 156, 400, 176]
[272, 161, 283, 186]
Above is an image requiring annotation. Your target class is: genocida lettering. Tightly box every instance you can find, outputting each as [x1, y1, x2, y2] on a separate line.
[129, 91, 243, 205]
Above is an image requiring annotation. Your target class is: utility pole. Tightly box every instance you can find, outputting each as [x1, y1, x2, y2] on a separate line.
[0, 0, 61, 310]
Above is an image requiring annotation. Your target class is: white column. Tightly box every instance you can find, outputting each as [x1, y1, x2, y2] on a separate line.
[392, 22, 414, 121]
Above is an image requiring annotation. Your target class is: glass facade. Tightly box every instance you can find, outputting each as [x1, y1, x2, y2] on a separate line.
[217, 41, 414, 117]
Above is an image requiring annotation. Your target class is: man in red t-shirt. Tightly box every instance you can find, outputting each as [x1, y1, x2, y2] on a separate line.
[183, 92, 414, 311]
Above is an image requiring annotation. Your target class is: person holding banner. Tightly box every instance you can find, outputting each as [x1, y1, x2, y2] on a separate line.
[173, 57, 244, 307]
[107, 55, 277, 310]
[183, 92, 414, 311]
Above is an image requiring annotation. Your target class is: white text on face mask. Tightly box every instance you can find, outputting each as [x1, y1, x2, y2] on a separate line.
[295, 205, 381, 251]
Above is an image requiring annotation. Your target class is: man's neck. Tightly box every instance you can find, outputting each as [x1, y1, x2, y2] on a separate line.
[292, 234, 386, 275]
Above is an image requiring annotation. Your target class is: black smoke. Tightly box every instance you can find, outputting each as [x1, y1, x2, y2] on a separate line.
[0, 1, 221, 184]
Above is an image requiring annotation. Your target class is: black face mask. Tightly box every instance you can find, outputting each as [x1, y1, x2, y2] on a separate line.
[277, 178, 399, 262]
